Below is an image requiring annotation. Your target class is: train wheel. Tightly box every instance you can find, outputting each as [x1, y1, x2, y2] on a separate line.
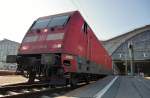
[51, 85, 56, 88]
[28, 70, 36, 83]
[86, 77, 89, 84]
[70, 78, 78, 87]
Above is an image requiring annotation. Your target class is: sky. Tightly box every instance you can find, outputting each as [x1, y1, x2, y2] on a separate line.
[0, 0, 149, 42]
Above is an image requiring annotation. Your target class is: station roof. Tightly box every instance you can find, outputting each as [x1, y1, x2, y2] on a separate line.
[0, 39, 20, 45]
[102, 25, 150, 56]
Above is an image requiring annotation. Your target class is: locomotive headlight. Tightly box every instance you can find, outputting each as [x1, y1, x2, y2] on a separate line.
[57, 44, 62, 48]
[43, 28, 48, 33]
[53, 44, 62, 48]
[21, 46, 29, 50]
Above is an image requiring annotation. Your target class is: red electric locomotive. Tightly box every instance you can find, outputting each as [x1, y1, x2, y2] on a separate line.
[16, 11, 112, 86]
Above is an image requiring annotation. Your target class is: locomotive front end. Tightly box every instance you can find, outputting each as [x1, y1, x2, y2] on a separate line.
[17, 13, 71, 83]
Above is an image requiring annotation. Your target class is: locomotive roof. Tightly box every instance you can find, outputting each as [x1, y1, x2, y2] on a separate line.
[38, 11, 78, 20]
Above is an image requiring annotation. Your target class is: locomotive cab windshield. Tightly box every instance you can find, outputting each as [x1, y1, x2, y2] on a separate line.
[20, 15, 70, 53]
[31, 15, 70, 30]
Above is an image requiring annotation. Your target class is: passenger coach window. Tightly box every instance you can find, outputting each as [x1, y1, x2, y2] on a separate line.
[48, 15, 69, 27]
[32, 18, 51, 30]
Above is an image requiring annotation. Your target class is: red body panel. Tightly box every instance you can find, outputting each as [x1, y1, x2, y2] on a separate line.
[62, 11, 112, 72]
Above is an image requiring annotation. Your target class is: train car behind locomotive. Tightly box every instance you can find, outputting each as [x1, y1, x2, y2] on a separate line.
[16, 11, 112, 86]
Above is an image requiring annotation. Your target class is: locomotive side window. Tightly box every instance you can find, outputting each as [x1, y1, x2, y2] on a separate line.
[84, 22, 87, 33]
[82, 21, 89, 34]
[31, 18, 51, 30]
[48, 15, 69, 27]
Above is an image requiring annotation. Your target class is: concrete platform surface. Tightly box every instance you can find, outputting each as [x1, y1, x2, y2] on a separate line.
[0, 75, 27, 86]
[59, 76, 150, 98]
[0, 70, 16, 76]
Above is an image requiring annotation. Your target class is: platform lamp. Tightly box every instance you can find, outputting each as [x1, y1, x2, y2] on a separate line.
[128, 42, 134, 76]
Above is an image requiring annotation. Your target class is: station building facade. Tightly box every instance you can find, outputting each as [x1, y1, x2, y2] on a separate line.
[103, 25, 150, 75]
[0, 39, 20, 70]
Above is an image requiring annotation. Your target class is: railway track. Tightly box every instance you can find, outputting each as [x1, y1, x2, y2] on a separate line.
[1, 81, 48, 87]
[0, 82, 86, 98]
[0, 83, 49, 98]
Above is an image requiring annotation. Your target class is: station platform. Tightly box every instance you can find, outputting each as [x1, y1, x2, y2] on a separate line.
[60, 76, 150, 98]
[0, 75, 27, 86]
[0, 70, 16, 76]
